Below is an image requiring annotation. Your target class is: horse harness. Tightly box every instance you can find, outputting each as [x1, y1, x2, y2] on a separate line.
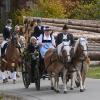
[45, 49, 62, 70]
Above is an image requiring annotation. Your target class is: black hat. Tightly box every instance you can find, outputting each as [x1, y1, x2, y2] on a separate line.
[7, 19, 12, 24]
[63, 24, 68, 30]
[37, 19, 42, 23]
[44, 26, 51, 31]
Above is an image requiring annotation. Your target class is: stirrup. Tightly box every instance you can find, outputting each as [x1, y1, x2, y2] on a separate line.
[2, 58, 7, 63]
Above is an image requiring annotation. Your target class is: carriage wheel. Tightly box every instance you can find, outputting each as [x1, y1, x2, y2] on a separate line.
[34, 63, 40, 90]
[22, 60, 30, 88]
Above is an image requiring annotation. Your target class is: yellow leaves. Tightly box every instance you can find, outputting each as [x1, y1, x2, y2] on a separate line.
[36, 0, 65, 18]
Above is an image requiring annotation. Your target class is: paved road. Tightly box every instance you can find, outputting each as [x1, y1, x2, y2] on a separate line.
[0, 77, 100, 100]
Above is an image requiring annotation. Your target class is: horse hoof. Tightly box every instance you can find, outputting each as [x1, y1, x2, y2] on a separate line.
[8, 76, 11, 79]
[56, 90, 60, 93]
[5, 78, 8, 82]
[13, 80, 16, 84]
[54, 89, 60, 93]
[75, 81, 80, 87]
[70, 87, 74, 90]
[64, 91, 67, 94]
[16, 74, 20, 78]
[51, 87, 54, 90]
[3, 79, 8, 83]
[3, 79, 6, 83]
[80, 89, 84, 92]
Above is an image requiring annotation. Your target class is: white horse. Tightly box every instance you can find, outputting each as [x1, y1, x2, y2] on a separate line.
[57, 40, 72, 93]
[70, 37, 90, 92]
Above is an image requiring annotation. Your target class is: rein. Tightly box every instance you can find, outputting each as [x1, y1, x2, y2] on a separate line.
[45, 49, 60, 70]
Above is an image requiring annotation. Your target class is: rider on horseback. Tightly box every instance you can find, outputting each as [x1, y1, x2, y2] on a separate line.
[1, 24, 21, 62]
[1, 19, 12, 62]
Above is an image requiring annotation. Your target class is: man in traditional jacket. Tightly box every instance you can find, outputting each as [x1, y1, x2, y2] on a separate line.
[56, 24, 75, 46]
[31, 19, 44, 38]
[3, 19, 12, 40]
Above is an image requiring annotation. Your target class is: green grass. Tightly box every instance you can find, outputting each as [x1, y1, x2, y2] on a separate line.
[0, 96, 3, 100]
[87, 66, 100, 79]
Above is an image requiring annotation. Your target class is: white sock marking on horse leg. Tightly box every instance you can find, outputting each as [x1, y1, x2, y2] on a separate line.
[78, 71, 83, 90]
[63, 69, 67, 92]
[50, 75, 54, 88]
[71, 72, 75, 89]
[56, 76, 60, 92]
[1, 72, 6, 80]
[12, 71, 17, 80]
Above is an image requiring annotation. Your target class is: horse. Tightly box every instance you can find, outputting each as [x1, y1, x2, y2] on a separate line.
[44, 48, 64, 92]
[57, 40, 73, 93]
[1, 34, 21, 83]
[67, 37, 90, 92]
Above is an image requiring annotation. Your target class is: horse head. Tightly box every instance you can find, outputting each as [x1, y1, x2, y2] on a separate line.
[57, 40, 71, 63]
[11, 33, 19, 48]
[75, 37, 88, 60]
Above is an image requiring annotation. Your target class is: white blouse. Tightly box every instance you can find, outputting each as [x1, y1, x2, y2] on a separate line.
[38, 34, 55, 46]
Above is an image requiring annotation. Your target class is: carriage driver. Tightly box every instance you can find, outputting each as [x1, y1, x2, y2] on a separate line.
[38, 26, 56, 59]
[56, 24, 75, 58]
[56, 24, 75, 46]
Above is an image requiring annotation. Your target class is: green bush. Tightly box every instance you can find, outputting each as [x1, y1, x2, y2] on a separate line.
[9, 8, 33, 25]
[32, 0, 65, 18]
[70, 0, 100, 19]
[9, 0, 65, 25]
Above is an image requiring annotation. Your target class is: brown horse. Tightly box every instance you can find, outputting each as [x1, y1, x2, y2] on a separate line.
[1, 34, 21, 83]
[44, 48, 64, 92]
[65, 37, 90, 92]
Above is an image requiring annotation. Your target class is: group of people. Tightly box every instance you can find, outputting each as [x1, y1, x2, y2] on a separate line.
[0, 18, 75, 83]
[1, 19, 25, 61]
[28, 19, 75, 59]
[1, 18, 75, 60]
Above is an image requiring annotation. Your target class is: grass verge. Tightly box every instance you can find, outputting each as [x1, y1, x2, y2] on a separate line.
[87, 66, 100, 79]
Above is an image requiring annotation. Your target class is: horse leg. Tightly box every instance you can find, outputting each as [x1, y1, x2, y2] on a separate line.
[82, 71, 86, 90]
[54, 74, 60, 93]
[77, 70, 84, 92]
[12, 71, 17, 84]
[50, 74, 54, 90]
[70, 72, 75, 90]
[63, 68, 68, 93]
[4, 70, 9, 82]
[11, 68, 17, 84]
[82, 62, 89, 90]
[1, 71, 6, 83]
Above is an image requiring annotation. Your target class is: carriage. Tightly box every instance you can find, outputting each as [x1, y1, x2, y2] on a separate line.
[22, 44, 47, 90]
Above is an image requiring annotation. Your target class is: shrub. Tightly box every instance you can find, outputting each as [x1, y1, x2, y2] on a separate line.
[70, 0, 100, 19]
[32, 0, 65, 18]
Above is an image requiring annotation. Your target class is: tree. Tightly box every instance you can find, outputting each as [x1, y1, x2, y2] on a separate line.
[61, 0, 80, 18]
[71, 0, 100, 19]
[32, 0, 65, 18]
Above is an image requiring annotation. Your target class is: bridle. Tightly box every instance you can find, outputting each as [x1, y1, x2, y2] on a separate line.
[61, 43, 71, 58]
[79, 39, 88, 60]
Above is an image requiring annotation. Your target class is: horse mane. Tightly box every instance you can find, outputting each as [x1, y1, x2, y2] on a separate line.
[74, 38, 80, 53]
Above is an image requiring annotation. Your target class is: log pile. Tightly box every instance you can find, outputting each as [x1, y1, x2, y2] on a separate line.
[0, 17, 100, 61]
[23, 16, 100, 33]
